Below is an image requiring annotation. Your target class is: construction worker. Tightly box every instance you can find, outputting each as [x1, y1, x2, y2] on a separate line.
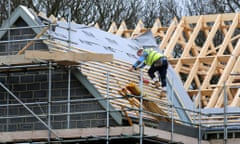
[129, 48, 168, 91]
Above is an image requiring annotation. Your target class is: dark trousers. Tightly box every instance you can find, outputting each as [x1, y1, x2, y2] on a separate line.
[148, 57, 168, 87]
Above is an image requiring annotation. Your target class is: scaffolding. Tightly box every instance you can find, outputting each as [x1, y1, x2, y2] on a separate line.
[1, 57, 238, 143]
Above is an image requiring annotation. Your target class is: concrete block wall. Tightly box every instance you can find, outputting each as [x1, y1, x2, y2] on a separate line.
[0, 17, 117, 132]
[0, 17, 47, 55]
[0, 66, 117, 132]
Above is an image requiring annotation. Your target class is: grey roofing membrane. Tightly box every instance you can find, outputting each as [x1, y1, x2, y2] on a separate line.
[50, 21, 154, 63]
[167, 64, 195, 124]
[202, 107, 240, 115]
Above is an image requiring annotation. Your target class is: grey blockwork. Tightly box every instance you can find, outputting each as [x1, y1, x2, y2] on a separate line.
[0, 69, 117, 132]
[0, 15, 118, 131]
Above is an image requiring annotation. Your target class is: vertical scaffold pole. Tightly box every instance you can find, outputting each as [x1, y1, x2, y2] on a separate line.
[48, 61, 52, 142]
[223, 82, 228, 144]
[67, 7, 72, 129]
[67, 66, 71, 128]
[139, 70, 144, 144]
[68, 8, 71, 51]
[6, 0, 11, 132]
[106, 72, 110, 144]
[198, 87, 202, 144]
[171, 77, 174, 142]
[7, 0, 10, 56]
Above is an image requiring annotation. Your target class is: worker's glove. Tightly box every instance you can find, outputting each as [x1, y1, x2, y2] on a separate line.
[128, 67, 134, 72]
[135, 67, 140, 71]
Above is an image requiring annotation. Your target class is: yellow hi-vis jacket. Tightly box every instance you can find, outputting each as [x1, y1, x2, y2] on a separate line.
[144, 49, 163, 66]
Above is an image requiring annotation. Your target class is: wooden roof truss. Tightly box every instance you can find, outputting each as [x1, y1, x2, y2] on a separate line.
[161, 13, 240, 108]
[107, 13, 240, 109]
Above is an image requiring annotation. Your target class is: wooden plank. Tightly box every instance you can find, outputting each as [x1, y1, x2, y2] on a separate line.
[25, 50, 113, 63]
[17, 26, 50, 55]
[184, 13, 237, 24]
[174, 56, 228, 65]
[0, 126, 137, 142]
[188, 89, 213, 96]
[144, 126, 209, 144]
[81, 67, 162, 99]
[121, 106, 133, 125]
[0, 55, 33, 65]
[143, 100, 169, 122]
[230, 89, 240, 107]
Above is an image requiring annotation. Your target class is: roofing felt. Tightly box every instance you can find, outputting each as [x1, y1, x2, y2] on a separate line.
[50, 21, 160, 64]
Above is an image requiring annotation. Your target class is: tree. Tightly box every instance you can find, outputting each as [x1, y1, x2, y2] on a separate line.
[0, 0, 36, 24]
[1, 0, 240, 31]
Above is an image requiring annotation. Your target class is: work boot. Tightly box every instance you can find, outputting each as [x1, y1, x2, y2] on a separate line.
[161, 87, 166, 92]
[153, 81, 160, 88]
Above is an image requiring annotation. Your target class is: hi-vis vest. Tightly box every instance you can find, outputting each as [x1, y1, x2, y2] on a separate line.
[144, 49, 163, 66]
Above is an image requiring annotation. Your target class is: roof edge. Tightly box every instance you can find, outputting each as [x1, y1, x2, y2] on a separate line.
[0, 5, 42, 39]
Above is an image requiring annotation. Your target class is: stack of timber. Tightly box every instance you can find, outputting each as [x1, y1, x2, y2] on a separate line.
[118, 82, 170, 122]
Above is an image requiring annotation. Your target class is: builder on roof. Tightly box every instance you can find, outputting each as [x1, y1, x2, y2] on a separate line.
[129, 48, 168, 91]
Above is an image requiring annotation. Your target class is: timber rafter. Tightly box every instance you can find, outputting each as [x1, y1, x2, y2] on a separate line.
[103, 13, 240, 109]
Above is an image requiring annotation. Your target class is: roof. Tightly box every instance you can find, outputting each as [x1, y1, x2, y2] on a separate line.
[4, 5, 240, 127]
[38, 11, 240, 127]
[2, 5, 173, 124]
[0, 5, 43, 39]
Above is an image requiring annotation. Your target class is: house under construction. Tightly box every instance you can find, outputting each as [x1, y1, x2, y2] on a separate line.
[0, 5, 240, 144]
